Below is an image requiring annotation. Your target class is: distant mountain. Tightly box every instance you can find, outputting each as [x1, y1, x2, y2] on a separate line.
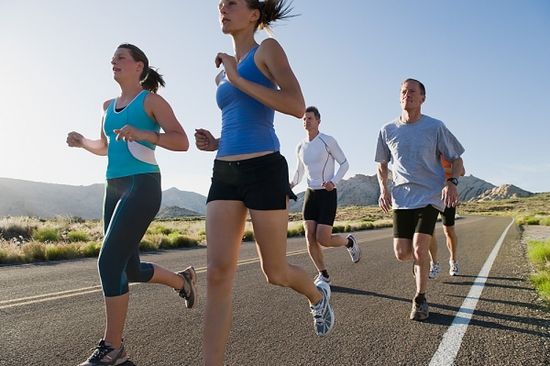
[0, 175, 535, 219]
[0, 177, 206, 219]
[289, 174, 530, 212]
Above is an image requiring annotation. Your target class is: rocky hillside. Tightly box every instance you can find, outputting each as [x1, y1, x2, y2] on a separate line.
[475, 184, 533, 201]
[289, 174, 529, 212]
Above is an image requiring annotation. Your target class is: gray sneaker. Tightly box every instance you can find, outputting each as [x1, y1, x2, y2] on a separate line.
[449, 261, 460, 276]
[314, 272, 331, 284]
[428, 262, 441, 279]
[409, 298, 429, 321]
[310, 281, 334, 336]
[175, 266, 197, 308]
[79, 339, 128, 366]
[346, 234, 361, 263]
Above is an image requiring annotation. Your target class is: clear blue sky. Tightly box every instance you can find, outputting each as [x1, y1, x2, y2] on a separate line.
[1, 1, 549, 195]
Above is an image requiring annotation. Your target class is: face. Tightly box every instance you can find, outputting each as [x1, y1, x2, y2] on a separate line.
[303, 112, 320, 132]
[218, 0, 259, 34]
[400, 81, 425, 111]
[111, 48, 144, 81]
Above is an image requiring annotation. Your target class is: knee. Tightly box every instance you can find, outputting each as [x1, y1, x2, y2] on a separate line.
[206, 262, 234, 287]
[395, 249, 410, 262]
[263, 268, 289, 287]
[316, 234, 331, 247]
[306, 232, 317, 245]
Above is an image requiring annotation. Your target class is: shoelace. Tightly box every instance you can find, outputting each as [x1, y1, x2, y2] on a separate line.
[89, 344, 113, 361]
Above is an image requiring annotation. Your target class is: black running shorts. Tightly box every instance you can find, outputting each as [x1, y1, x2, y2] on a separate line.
[207, 152, 297, 210]
[393, 205, 440, 239]
[302, 188, 338, 226]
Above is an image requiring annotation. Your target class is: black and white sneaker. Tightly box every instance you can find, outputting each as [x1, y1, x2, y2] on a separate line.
[79, 339, 128, 366]
[310, 281, 335, 336]
[346, 234, 362, 263]
[175, 266, 197, 309]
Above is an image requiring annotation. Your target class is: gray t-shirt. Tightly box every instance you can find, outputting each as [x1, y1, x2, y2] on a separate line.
[375, 114, 465, 211]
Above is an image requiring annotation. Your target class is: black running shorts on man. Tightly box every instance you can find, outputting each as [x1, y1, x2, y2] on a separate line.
[393, 205, 440, 240]
[303, 188, 338, 226]
[440, 206, 456, 226]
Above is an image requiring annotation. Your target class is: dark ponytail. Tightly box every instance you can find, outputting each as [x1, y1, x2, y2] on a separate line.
[246, 0, 296, 32]
[117, 43, 165, 93]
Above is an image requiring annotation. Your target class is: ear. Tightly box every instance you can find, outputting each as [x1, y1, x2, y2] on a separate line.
[250, 8, 260, 24]
[136, 61, 144, 74]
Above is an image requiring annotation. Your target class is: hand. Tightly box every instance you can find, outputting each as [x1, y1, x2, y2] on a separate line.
[322, 181, 335, 191]
[442, 182, 459, 208]
[378, 190, 392, 213]
[215, 52, 239, 83]
[194, 129, 218, 151]
[66, 131, 85, 148]
[113, 125, 144, 142]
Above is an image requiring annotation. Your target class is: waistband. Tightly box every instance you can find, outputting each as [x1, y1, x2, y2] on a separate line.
[213, 151, 281, 167]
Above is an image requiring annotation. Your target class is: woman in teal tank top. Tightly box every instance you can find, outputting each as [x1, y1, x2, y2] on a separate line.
[195, 1, 335, 364]
[67, 44, 196, 366]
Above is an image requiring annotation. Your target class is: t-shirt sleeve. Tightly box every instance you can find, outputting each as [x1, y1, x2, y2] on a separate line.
[375, 128, 391, 163]
[290, 143, 305, 187]
[437, 124, 465, 161]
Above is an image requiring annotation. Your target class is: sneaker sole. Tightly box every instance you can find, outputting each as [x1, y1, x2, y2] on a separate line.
[319, 305, 335, 337]
[180, 266, 197, 309]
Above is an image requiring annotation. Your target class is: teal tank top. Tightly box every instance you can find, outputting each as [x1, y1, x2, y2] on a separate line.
[103, 90, 161, 179]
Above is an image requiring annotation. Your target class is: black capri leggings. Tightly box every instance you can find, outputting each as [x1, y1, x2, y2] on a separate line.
[98, 173, 161, 297]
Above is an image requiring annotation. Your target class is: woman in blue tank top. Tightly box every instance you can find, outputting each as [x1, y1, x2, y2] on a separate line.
[195, 1, 335, 364]
[67, 44, 196, 366]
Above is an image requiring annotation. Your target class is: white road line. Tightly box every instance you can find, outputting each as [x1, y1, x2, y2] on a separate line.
[429, 218, 515, 366]
[1, 248, 310, 310]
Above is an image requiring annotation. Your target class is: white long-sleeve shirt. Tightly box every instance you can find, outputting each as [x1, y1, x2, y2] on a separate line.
[291, 132, 349, 190]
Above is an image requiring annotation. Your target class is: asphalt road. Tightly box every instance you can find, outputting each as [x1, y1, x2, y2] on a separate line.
[1, 216, 549, 365]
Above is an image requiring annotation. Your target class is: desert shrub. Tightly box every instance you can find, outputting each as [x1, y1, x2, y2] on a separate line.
[22, 242, 47, 261]
[33, 227, 61, 242]
[67, 230, 90, 242]
[168, 233, 199, 248]
[287, 225, 305, 238]
[139, 239, 160, 251]
[45, 243, 80, 261]
[148, 224, 174, 235]
[0, 222, 36, 241]
[530, 271, 550, 301]
[242, 230, 255, 242]
[528, 239, 550, 267]
[80, 241, 102, 257]
[539, 217, 550, 226]
[332, 225, 345, 233]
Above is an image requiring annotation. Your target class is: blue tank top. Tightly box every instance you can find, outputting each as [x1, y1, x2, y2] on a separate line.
[103, 90, 161, 179]
[216, 46, 279, 157]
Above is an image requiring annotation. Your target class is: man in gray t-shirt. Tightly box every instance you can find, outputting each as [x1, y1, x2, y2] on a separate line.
[375, 78, 464, 321]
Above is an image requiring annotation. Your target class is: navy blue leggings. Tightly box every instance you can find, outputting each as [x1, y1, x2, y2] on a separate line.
[98, 173, 161, 297]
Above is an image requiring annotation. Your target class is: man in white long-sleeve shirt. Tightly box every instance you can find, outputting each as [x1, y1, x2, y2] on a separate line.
[290, 106, 362, 284]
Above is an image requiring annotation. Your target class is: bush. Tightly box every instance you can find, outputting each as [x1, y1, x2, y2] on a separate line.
[168, 233, 199, 248]
[0, 222, 36, 241]
[80, 241, 101, 257]
[242, 230, 255, 242]
[33, 227, 61, 242]
[530, 271, 550, 301]
[139, 239, 160, 251]
[45, 243, 80, 261]
[67, 230, 90, 242]
[22, 242, 47, 262]
[148, 225, 174, 235]
[527, 239, 550, 267]
[539, 217, 550, 226]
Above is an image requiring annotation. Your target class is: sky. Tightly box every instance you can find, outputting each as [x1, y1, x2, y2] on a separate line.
[1, 0, 549, 196]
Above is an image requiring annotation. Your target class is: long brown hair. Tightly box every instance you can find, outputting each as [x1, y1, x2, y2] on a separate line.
[245, 0, 296, 32]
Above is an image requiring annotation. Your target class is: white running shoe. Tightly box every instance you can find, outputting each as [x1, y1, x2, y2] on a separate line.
[428, 262, 441, 279]
[449, 261, 460, 276]
[310, 281, 334, 336]
[346, 234, 361, 263]
[314, 272, 331, 284]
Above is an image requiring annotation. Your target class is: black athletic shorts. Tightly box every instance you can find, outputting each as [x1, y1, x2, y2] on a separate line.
[440, 206, 456, 226]
[207, 152, 297, 210]
[393, 205, 440, 239]
[303, 188, 337, 226]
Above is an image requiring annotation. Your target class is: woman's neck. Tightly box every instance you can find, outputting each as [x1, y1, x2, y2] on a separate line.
[232, 33, 258, 62]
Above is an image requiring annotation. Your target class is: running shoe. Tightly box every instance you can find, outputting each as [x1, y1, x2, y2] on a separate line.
[79, 339, 128, 366]
[428, 262, 441, 279]
[449, 260, 460, 276]
[314, 272, 331, 284]
[175, 266, 197, 308]
[310, 281, 334, 336]
[409, 298, 429, 321]
[346, 234, 362, 263]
